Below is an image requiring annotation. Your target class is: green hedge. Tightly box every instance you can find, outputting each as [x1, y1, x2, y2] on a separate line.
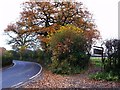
[89, 39, 120, 81]
[2, 51, 13, 67]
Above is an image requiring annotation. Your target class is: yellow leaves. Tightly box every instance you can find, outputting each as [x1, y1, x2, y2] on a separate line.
[57, 24, 83, 34]
[48, 24, 87, 53]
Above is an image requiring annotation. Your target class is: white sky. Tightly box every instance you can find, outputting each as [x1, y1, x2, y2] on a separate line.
[0, 0, 119, 50]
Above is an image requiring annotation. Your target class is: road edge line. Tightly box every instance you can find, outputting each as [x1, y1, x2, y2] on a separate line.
[29, 62, 42, 80]
[11, 62, 42, 88]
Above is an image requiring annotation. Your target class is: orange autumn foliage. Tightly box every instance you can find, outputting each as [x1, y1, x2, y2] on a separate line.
[4, 2, 100, 51]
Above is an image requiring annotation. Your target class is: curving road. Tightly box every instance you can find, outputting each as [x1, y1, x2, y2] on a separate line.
[1, 60, 42, 88]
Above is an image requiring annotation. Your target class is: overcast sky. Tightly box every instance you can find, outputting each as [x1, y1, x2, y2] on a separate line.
[0, 0, 119, 50]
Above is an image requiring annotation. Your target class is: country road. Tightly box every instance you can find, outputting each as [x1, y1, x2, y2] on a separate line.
[1, 60, 42, 89]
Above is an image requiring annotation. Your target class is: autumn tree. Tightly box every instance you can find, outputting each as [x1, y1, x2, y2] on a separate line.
[4, 23, 40, 51]
[5, 2, 100, 53]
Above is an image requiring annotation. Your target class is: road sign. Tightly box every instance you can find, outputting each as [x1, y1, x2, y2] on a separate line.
[94, 48, 103, 55]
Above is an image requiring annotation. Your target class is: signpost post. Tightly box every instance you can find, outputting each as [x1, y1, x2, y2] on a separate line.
[93, 46, 105, 70]
[118, 1, 120, 39]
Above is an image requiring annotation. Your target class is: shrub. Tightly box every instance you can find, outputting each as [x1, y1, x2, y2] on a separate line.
[2, 51, 13, 67]
[8, 50, 20, 60]
[89, 71, 120, 81]
[48, 24, 90, 74]
[104, 39, 120, 73]
[90, 39, 120, 81]
[21, 50, 36, 61]
[36, 49, 52, 66]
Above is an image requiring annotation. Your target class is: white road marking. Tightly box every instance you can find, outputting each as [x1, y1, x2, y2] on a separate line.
[11, 81, 23, 87]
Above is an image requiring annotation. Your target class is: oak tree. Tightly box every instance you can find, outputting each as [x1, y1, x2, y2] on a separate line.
[5, 2, 100, 53]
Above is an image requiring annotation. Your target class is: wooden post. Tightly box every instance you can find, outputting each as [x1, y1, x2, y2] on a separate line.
[119, 2, 120, 39]
[93, 46, 105, 70]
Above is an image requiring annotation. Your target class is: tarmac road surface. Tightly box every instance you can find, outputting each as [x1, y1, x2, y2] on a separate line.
[1, 60, 42, 89]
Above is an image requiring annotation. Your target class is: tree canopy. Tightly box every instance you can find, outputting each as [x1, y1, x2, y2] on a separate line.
[4, 2, 100, 51]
